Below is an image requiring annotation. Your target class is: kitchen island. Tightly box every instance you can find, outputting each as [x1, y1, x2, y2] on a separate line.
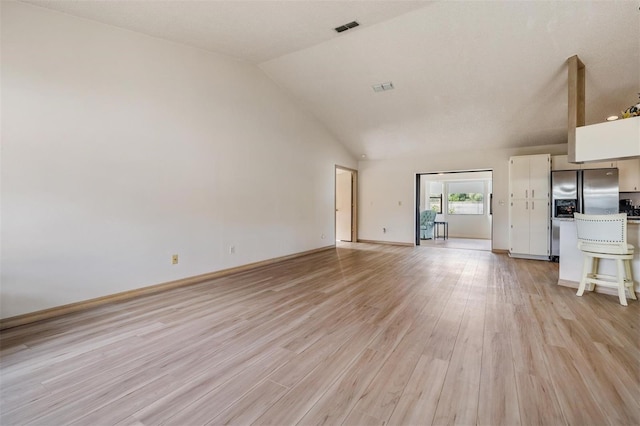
[557, 218, 640, 296]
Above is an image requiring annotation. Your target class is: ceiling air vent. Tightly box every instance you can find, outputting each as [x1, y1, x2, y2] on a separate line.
[372, 82, 394, 93]
[335, 21, 359, 33]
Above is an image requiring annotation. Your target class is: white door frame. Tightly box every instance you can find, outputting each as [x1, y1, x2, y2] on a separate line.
[415, 169, 493, 250]
[335, 165, 358, 242]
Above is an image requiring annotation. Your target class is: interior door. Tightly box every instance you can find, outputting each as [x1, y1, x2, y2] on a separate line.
[336, 170, 352, 241]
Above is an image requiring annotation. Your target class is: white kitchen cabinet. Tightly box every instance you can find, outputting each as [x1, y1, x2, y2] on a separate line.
[551, 154, 617, 171]
[510, 157, 530, 199]
[581, 160, 617, 169]
[618, 158, 640, 192]
[509, 197, 550, 257]
[529, 155, 551, 199]
[509, 155, 550, 200]
[510, 200, 530, 254]
[509, 154, 550, 259]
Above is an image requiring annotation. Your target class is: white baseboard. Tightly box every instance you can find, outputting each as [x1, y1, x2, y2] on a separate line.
[357, 239, 414, 247]
[0, 245, 334, 330]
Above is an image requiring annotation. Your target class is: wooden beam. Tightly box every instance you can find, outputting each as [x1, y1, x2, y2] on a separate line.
[567, 55, 585, 163]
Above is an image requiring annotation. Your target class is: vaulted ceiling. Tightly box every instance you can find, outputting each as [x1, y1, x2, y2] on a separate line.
[23, 0, 640, 160]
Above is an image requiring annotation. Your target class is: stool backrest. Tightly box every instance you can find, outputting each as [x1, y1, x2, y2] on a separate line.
[574, 213, 628, 254]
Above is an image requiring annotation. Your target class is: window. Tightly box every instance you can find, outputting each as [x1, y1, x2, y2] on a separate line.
[429, 195, 442, 213]
[447, 181, 486, 215]
[448, 192, 484, 214]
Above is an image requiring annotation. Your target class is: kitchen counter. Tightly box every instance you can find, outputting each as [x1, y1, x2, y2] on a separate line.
[558, 220, 640, 295]
[552, 217, 640, 223]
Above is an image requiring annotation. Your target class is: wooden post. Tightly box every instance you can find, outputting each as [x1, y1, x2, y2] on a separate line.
[567, 55, 585, 163]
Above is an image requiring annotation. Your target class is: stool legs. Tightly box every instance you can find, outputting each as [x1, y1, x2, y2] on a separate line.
[624, 259, 637, 301]
[577, 256, 636, 305]
[590, 258, 599, 291]
[616, 259, 628, 306]
[577, 255, 592, 297]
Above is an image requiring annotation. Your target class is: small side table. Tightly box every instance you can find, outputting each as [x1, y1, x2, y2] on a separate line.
[434, 221, 448, 240]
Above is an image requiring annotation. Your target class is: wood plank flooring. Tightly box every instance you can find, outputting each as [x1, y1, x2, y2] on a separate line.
[1, 242, 639, 425]
[418, 237, 492, 252]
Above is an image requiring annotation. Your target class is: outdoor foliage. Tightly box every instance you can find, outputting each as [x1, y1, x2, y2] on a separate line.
[448, 192, 483, 202]
[448, 192, 484, 215]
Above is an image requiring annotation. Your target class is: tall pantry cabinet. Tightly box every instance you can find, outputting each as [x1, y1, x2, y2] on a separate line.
[509, 154, 550, 260]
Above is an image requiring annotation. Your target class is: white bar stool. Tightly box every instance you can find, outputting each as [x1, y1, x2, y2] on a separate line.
[574, 213, 636, 306]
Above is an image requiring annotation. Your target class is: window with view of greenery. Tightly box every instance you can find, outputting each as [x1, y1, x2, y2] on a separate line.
[429, 195, 442, 213]
[448, 192, 484, 215]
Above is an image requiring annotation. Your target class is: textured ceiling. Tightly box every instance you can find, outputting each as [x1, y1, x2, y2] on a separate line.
[22, 1, 640, 160]
[22, 0, 427, 63]
[261, 1, 640, 159]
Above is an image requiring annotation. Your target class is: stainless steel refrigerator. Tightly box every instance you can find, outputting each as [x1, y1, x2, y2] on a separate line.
[550, 168, 619, 259]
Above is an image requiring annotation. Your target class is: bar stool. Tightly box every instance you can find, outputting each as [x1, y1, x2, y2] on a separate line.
[574, 213, 636, 306]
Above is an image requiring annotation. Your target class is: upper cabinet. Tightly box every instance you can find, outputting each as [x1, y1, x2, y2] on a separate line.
[581, 160, 617, 169]
[575, 116, 640, 162]
[552, 154, 617, 170]
[510, 154, 550, 199]
[551, 155, 627, 171]
[618, 158, 640, 192]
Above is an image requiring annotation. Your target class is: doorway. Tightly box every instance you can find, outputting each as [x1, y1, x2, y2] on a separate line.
[416, 170, 493, 250]
[335, 166, 357, 242]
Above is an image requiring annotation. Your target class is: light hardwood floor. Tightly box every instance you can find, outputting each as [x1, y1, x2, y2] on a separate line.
[1, 243, 638, 425]
[419, 237, 492, 252]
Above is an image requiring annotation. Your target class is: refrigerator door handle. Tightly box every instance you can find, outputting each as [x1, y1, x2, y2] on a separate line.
[532, 189, 534, 198]
[532, 201, 535, 210]
[526, 190, 528, 198]
[526, 201, 528, 210]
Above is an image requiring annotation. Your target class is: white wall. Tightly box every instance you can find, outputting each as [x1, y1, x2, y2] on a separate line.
[0, 2, 356, 318]
[358, 144, 566, 249]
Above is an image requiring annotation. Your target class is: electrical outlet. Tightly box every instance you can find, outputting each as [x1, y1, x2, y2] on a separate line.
[171, 254, 179, 264]
[229, 245, 235, 254]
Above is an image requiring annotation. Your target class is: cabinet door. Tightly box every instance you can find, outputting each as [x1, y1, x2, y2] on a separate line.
[581, 160, 617, 170]
[618, 158, 640, 192]
[529, 199, 549, 256]
[510, 157, 530, 199]
[510, 200, 530, 254]
[529, 154, 550, 200]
